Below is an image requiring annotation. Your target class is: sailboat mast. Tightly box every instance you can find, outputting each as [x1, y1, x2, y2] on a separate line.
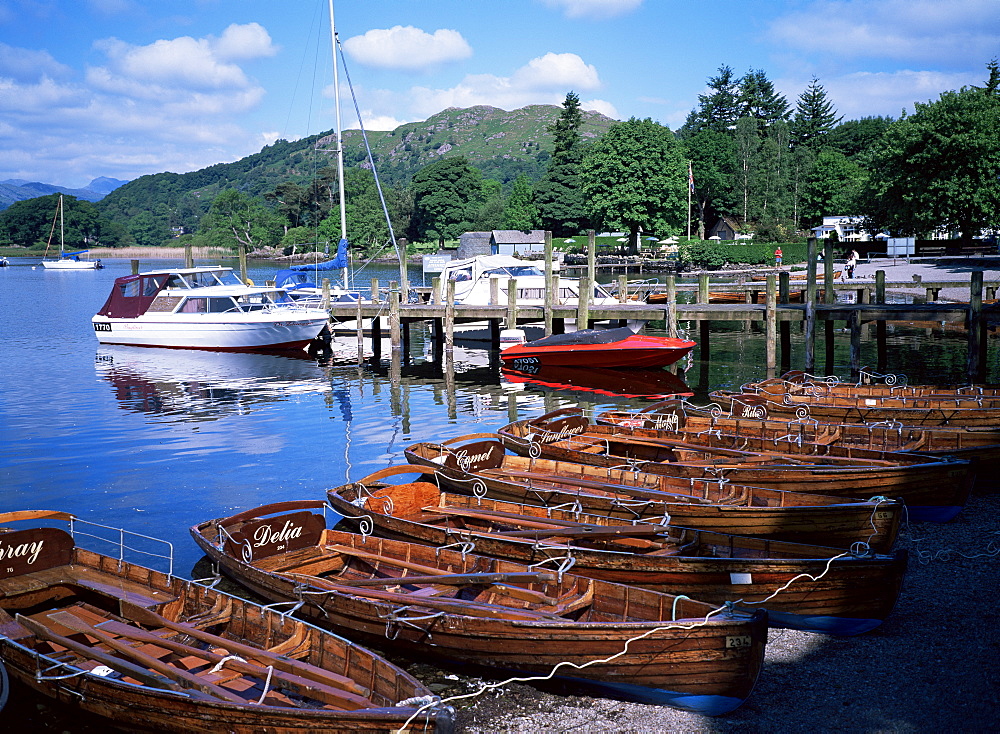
[328, 0, 349, 290]
[59, 194, 64, 256]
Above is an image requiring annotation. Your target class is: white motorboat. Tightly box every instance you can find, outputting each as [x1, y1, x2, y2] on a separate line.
[92, 266, 330, 351]
[40, 194, 103, 269]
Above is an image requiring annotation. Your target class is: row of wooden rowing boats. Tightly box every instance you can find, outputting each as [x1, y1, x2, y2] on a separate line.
[2, 372, 994, 728]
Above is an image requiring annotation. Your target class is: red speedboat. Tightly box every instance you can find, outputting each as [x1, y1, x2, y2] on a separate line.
[500, 327, 697, 369]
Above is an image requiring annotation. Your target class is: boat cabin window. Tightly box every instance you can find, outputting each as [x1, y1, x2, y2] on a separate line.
[487, 265, 544, 278]
[449, 267, 473, 281]
[233, 292, 276, 311]
[187, 271, 224, 288]
[120, 280, 141, 298]
[163, 274, 186, 290]
[208, 297, 239, 313]
[179, 297, 207, 313]
[142, 276, 166, 296]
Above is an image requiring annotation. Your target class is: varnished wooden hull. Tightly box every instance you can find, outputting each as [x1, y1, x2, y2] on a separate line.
[325, 469, 907, 635]
[0, 517, 446, 733]
[500, 412, 972, 522]
[192, 503, 768, 715]
[711, 388, 1000, 428]
[598, 401, 1000, 477]
[402, 438, 901, 551]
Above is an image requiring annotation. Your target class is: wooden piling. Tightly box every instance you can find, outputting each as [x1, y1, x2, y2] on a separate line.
[238, 245, 248, 284]
[875, 270, 887, 371]
[544, 231, 554, 336]
[779, 271, 791, 372]
[355, 294, 363, 365]
[765, 274, 776, 375]
[131, 259, 139, 275]
[506, 278, 517, 330]
[587, 230, 596, 291]
[849, 309, 862, 378]
[665, 274, 677, 338]
[445, 278, 455, 353]
[184, 244, 193, 269]
[577, 275, 590, 330]
[968, 270, 984, 381]
[389, 282, 401, 350]
[321, 278, 330, 309]
[804, 237, 817, 371]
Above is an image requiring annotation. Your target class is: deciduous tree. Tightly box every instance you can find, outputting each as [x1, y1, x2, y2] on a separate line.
[861, 79, 1000, 243]
[581, 118, 687, 251]
[503, 174, 539, 230]
[410, 156, 483, 245]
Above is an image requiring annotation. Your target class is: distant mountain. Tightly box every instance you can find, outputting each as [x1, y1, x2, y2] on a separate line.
[95, 104, 618, 231]
[0, 177, 129, 210]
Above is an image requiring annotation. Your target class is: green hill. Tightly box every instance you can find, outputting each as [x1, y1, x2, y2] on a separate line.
[96, 104, 617, 234]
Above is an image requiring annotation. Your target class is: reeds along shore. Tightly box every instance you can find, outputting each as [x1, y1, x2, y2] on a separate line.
[86, 247, 233, 259]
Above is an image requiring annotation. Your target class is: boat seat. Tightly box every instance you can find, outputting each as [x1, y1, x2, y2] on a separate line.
[60, 566, 179, 609]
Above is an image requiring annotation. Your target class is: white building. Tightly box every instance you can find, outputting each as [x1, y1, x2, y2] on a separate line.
[811, 216, 873, 242]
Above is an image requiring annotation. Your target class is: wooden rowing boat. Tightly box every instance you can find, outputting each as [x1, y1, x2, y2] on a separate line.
[710, 388, 1000, 428]
[597, 399, 1000, 475]
[325, 466, 908, 636]
[402, 436, 901, 551]
[498, 410, 973, 522]
[191, 501, 767, 715]
[0, 510, 449, 733]
[749, 370, 1000, 399]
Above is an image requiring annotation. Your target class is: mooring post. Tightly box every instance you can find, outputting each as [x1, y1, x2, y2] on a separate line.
[131, 259, 139, 275]
[506, 277, 517, 330]
[238, 245, 248, 284]
[371, 317, 382, 362]
[490, 277, 499, 307]
[577, 275, 591, 330]
[355, 294, 363, 365]
[322, 278, 330, 309]
[875, 269, 887, 371]
[968, 270, 984, 381]
[698, 273, 709, 304]
[765, 274, 777, 375]
[445, 278, 455, 353]
[849, 309, 862, 378]
[432, 276, 441, 305]
[184, 244, 193, 269]
[544, 231, 554, 336]
[779, 270, 791, 372]
[587, 229, 596, 293]
[388, 282, 401, 350]
[665, 274, 677, 338]
[546, 272, 556, 336]
[617, 274, 628, 303]
[804, 237, 817, 371]
[371, 277, 380, 303]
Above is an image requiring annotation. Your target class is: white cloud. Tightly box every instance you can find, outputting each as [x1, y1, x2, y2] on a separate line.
[361, 114, 407, 131]
[91, 23, 276, 92]
[540, 0, 643, 19]
[378, 52, 603, 120]
[342, 26, 472, 71]
[769, 0, 1000, 66]
[821, 69, 983, 120]
[582, 98, 619, 119]
[0, 42, 72, 83]
[511, 52, 600, 90]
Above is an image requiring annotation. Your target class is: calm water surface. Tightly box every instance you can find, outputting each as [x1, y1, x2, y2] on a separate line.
[0, 254, 996, 728]
[2, 255, 996, 574]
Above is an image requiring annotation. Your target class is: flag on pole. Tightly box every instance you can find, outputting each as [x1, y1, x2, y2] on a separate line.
[688, 161, 695, 193]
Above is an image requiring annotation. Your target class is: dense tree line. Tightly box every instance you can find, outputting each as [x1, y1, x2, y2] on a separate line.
[5, 64, 995, 256]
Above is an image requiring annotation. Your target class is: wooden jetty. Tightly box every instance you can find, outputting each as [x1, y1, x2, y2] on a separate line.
[321, 234, 998, 381]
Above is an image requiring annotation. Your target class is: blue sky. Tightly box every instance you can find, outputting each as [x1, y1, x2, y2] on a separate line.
[0, 0, 995, 188]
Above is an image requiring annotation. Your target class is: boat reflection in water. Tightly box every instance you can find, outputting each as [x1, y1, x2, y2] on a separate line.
[502, 363, 693, 400]
[95, 346, 331, 420]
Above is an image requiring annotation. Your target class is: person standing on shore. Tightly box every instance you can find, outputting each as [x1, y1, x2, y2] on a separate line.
[774, 247, 783, 267]
[846, 249, 859, 278]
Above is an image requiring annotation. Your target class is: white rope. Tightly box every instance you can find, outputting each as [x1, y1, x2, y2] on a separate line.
[394, 605, 731, 733]
[207, 654, 246, 675]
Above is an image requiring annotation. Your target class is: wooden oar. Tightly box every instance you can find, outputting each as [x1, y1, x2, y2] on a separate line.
[15, 613, 214, 701]
[425, 505, 667, 536]
[319, 544, 555, 604]
[339, 571, 556, 588]
[48, 611, 244, 703]
[92, 618, 373, 711]
[282, 572, 563, 621]
[117, 600, 370, 698]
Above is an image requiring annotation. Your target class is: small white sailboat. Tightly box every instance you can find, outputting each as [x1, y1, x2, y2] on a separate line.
[41, 194, 102, 270]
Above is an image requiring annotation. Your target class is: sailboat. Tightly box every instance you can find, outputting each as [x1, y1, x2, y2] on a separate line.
[41, 194, 102, 269]
[275, 0, 405, 309]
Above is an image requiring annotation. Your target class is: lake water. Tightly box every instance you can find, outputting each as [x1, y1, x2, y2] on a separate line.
[0, 254, 997, 728]
[2, 255, 996, 576]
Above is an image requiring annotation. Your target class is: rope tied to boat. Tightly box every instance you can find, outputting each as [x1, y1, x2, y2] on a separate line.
[208, 654, 246, 675]
[526, 555, 575, 583]
[379, 608, 446, 640]
[866, 495, 894, 547]
[255, 664, 274, 705]
[726, 551, 851, 608]
[437, 540, 475, 561]
[393, 603, 735, 734]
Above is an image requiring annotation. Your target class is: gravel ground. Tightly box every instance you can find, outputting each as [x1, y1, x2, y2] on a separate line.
[445, 483, 1000, 734]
